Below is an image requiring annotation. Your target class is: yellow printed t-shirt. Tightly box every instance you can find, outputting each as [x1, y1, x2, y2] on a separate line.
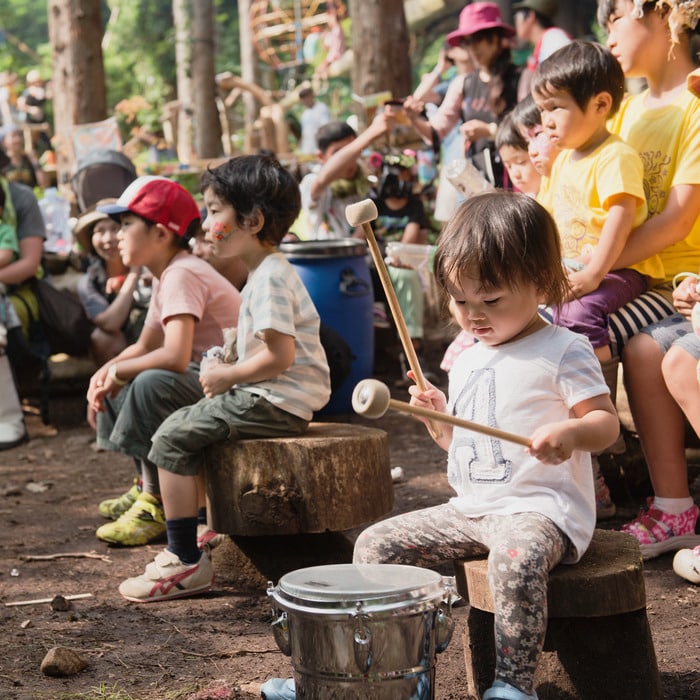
[609, 87, 700, 282]
[544, 134, 661, 281]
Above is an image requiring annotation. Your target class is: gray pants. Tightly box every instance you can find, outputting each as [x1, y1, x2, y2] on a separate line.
[353, 504, 569, 696]
[97, 365, 204, 463]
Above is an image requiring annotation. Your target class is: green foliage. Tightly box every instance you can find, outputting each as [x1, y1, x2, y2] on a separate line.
[0, 0, 51, 77]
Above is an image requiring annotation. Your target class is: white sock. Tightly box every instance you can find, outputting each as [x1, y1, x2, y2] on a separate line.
[653, 497, 694, 515]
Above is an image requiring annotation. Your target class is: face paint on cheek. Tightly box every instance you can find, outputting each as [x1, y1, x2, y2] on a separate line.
[211, 221, 233, 241]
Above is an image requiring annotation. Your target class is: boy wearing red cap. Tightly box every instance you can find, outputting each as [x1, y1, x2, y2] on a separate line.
[87, 176, 242, 547]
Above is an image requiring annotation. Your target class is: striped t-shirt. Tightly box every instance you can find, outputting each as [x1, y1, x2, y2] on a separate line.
[236, 252, 330, 420]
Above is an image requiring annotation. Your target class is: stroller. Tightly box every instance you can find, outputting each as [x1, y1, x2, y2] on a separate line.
[71, 148, 137, 212]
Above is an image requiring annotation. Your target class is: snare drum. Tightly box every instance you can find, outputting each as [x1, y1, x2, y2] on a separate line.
[267, 563, 455, 699]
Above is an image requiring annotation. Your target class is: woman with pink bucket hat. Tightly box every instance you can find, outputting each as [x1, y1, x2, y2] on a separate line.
[404, 2, 520, 190]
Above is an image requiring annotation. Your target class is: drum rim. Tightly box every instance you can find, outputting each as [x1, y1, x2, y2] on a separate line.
[270, 563, 447, 614]
[279, 238, 368, 259]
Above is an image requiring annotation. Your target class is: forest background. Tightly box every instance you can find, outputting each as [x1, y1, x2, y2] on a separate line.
[0, 0, 600, 174]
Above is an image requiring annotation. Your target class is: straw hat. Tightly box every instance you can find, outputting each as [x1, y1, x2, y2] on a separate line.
[73, 198, 117, 254]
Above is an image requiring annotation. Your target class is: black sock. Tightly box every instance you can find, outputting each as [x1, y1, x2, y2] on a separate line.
[197, 507, 207, 526]
[166, 517, 199, 564]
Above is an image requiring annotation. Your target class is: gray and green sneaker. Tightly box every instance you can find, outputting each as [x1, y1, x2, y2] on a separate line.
[96, 492, 166, 546]
[98, 478, 142, 520]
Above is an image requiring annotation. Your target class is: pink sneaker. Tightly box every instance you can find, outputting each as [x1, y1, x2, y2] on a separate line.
[621, 500, 700, 559]
[673, 545, 700, 584]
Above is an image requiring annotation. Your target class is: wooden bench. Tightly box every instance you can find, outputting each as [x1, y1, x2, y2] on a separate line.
[205, 422, 393, 537]
[454, 529, 663, 700]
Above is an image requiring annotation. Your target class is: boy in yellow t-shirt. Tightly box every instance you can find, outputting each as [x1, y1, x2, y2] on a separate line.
[531, 39, 660, 365]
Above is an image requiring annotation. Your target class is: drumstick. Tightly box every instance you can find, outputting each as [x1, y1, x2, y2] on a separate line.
[352, 379, 531, 448]
[346, 198, 442, 439]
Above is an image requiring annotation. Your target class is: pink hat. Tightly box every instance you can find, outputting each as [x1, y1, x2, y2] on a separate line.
[446, 3, 515, 46]
[98, 176, 200, 238]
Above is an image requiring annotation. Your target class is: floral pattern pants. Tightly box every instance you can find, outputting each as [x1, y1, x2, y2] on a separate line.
[353, 503, 570, 696]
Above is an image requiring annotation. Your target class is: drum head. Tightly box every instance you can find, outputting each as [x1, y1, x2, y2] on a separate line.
[274, 563, 444, 613]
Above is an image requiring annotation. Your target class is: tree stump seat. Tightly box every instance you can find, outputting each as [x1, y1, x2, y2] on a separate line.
[453, 529, 663, 700]
[205, 422, 393, 537]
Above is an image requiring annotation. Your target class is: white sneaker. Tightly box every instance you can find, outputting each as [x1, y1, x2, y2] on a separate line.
[119, 549, 214, 602]
[673, 545, 700, 584]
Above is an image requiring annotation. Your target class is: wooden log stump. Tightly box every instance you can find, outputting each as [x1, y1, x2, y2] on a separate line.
[454, 529, 663, 700]
[205, 422, 393, 537]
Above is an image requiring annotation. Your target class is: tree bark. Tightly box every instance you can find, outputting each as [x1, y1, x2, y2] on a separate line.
[172, 0, 193, 164]
[192, 0, 222, 159]
[348, 0, 412, 106]
[48, 0, 107, 182]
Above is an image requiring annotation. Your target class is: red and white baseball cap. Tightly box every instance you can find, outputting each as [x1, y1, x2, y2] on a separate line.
[98, 176, 200, 237]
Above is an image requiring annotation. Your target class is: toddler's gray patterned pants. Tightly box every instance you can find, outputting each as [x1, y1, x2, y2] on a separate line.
[353, 503, 570, 696]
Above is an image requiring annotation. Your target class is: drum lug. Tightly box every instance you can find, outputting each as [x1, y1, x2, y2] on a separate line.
[268, 581, 291, 656]
[352, 602, 373, 672]
[435, 607, 455, 654]
[271, 611, 291, 656]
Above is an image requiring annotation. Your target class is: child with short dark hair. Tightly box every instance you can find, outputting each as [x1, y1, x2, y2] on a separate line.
[531, 40, 660, 366]
[118, 155, 331, 602]
[354, 191, 619, 700]
[87, 177, 242, 546]
[495, 108, 541, 197]
[297, 111, 394, 240]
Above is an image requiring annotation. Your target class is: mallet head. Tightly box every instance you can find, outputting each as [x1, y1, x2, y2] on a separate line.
[352, 379, 391, 419]
[346, 199, 378, 228]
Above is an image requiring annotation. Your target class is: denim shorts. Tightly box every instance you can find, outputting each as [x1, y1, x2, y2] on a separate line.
[640, 313, 700, 359]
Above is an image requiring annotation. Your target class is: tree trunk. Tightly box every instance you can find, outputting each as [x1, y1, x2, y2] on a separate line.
[192, 0, 222, 159]
[348, 0, 412, 108]
[238, 0, 259, 154]
[48, 0, 107, 184]
[172, 0, 193, 164]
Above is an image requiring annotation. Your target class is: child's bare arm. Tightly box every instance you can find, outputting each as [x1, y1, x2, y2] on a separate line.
[527, 393, 619, 465]
[566, 193, 640, 298]
[616, 184, 700, 269]
[200, 329, 295, 398]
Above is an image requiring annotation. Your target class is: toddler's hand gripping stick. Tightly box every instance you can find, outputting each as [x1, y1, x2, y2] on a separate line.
[346, 198, 442, 438]
[352, 379, 531, 448]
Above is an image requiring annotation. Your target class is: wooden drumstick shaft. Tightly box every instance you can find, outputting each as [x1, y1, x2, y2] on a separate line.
[387, 397, 531, 447]
[347, 199, 442, 438]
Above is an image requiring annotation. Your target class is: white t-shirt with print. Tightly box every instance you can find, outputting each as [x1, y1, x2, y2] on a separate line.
[446, 324, 607, 561]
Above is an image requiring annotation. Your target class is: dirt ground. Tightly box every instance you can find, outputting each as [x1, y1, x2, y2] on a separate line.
[1, 345, 699, 700]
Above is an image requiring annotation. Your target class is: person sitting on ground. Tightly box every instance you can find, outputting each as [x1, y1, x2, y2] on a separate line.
[118, 155, 331, 602]
[0, 124, 50, 189]
[354, 191, 619, 700]
[592, 0, 700, 557]
[512, 0, 572, 101]
[86, 176, 242, 547]
[295, 110, 395, 240]
[74, 201, 149, 368]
